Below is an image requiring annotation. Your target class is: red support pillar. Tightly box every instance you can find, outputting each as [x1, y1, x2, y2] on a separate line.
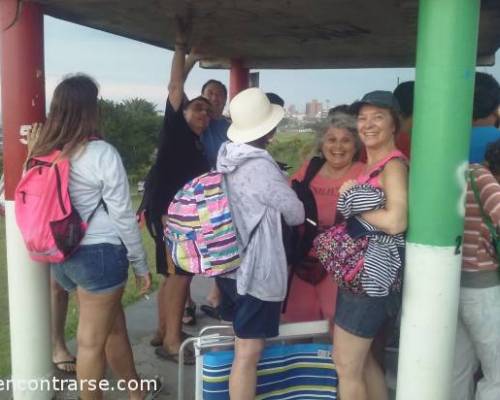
[1, 0, 46, 197]
[0, 2, 51, 398]
[229, 59, 249, 99]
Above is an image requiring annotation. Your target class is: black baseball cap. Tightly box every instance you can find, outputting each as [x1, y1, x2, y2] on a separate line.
[351, 90, 401, 115]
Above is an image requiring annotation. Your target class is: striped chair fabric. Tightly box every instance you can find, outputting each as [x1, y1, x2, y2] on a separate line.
[203, 343, 337, 399]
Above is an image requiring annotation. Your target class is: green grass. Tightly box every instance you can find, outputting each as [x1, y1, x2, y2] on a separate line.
[0, 193, 159, 377]
[269, 131, 317, 174]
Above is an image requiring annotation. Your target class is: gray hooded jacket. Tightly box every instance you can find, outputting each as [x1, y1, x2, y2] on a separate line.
[217, 142, 305, 301]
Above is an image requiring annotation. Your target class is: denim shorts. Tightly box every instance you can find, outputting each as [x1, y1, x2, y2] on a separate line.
[51, 243, 128, 294]
[216, 277, 282, 339]
[334, 289, 401, 339]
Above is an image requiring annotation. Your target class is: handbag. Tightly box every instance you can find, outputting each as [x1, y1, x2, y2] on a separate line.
[283, 157, 327, 285]
[292, 254, 327, 285]
[283, 157, 324, 263]
[314, 221, 368, 294]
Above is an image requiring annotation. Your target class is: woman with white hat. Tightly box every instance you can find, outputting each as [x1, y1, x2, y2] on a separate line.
[215, 87, 305, 400]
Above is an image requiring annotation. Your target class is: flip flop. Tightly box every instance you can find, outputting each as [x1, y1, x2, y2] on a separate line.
[149, 335, 163, 347]
[53, 359, 77, 374]
[143, 376, 163, 400]
[150, 331, 193, 347]
[154, 346, 195, 365]
[200, 304, 221, 320]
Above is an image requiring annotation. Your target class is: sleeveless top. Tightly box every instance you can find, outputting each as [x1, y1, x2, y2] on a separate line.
[357, 149, 407, 188]
[349, 149, 407, 296]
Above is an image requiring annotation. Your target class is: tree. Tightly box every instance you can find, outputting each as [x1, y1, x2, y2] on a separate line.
[99, 98, 162, 181]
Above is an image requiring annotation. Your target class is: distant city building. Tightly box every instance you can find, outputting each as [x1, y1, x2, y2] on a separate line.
[306, 99, 323, 118]
[319, 109, 330, 119]
[287, 104, 297, 115]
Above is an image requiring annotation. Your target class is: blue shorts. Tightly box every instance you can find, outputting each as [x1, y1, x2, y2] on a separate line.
[216, 277, 282, 339]
[51, 243, 128, 294]
[334, 289, 400, 339]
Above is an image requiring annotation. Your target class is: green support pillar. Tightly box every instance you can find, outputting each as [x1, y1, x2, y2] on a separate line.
[396, 0, 480, 399]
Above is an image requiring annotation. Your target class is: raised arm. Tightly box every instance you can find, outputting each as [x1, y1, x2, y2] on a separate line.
[360, 159, 408, 235]
[168, 17, 191, 111]
[184, 49, 202, 81]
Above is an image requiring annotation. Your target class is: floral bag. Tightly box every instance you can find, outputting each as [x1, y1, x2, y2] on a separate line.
[314, 222, 368, 294]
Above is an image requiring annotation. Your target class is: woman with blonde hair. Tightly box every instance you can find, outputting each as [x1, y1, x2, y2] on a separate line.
[32, 74, 155, 399]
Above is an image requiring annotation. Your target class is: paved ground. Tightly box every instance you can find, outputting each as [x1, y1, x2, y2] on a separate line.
[57, 276, 216, 400]
[2, 276, 397, 399]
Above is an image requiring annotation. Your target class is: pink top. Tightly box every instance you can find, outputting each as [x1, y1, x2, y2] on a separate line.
[292, 160, 365, 229]
[283, 159, 365, 323]
[357, 149, 407, 188]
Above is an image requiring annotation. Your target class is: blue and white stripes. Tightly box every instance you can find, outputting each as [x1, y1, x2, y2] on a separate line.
[202, 343, 337, 399]
[338, 184, 405, 296]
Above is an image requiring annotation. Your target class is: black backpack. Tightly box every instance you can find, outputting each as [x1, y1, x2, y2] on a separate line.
[283, 156, 325, 265]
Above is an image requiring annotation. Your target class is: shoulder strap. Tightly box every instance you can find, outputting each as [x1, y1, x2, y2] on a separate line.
[469, 170, 498, 242]
[302, 157, 326, 187]
[368, 154, 407, 180]
[222, 173, 261, 253]
[86, 199, 107, 224]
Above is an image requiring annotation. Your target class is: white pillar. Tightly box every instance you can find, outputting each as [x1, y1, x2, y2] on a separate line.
[396, 244, 461, 400]
[5, 201, 52, 399]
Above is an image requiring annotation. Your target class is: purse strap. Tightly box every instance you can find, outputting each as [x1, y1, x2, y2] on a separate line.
[469, 169, 499, 244]
[303, 156, 326, 188]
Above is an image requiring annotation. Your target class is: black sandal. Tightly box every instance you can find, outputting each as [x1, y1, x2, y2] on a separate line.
[200, 304, 221, 320]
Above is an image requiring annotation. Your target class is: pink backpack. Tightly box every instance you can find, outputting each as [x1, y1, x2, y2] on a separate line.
[15, 150, 102, 263]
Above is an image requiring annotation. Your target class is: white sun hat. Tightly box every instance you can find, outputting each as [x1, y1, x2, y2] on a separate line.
[227, 87, 285, 144]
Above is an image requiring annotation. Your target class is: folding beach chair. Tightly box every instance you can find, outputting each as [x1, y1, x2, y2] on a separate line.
[178, 320, 338, 400]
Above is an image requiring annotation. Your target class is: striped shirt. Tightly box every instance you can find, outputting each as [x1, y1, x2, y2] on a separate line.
[338, 184, 405, 297]
[462, 165, 500, 278]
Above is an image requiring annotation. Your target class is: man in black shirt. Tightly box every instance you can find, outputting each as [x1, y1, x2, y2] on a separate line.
[142, 18, 211, 363]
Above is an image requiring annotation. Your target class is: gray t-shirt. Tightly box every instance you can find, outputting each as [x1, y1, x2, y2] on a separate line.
[217, 142, 305, 301]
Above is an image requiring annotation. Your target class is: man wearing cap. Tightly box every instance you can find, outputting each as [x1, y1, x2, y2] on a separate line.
[215, 88, 305, 400]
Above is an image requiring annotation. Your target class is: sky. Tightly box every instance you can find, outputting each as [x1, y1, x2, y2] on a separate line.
[23, 16, 500, 113]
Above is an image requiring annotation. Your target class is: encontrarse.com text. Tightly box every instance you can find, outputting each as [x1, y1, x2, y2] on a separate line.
[0, 377, 159, 392]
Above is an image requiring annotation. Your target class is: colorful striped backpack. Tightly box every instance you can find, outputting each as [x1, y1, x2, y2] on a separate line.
[164, 171, 241, 276]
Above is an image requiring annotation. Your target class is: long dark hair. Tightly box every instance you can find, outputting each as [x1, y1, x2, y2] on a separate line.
[29, 74, 100, 159]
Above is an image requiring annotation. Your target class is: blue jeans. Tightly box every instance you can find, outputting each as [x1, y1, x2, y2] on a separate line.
[334, 289, 400, 338]
[51, 243, 128, 294]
